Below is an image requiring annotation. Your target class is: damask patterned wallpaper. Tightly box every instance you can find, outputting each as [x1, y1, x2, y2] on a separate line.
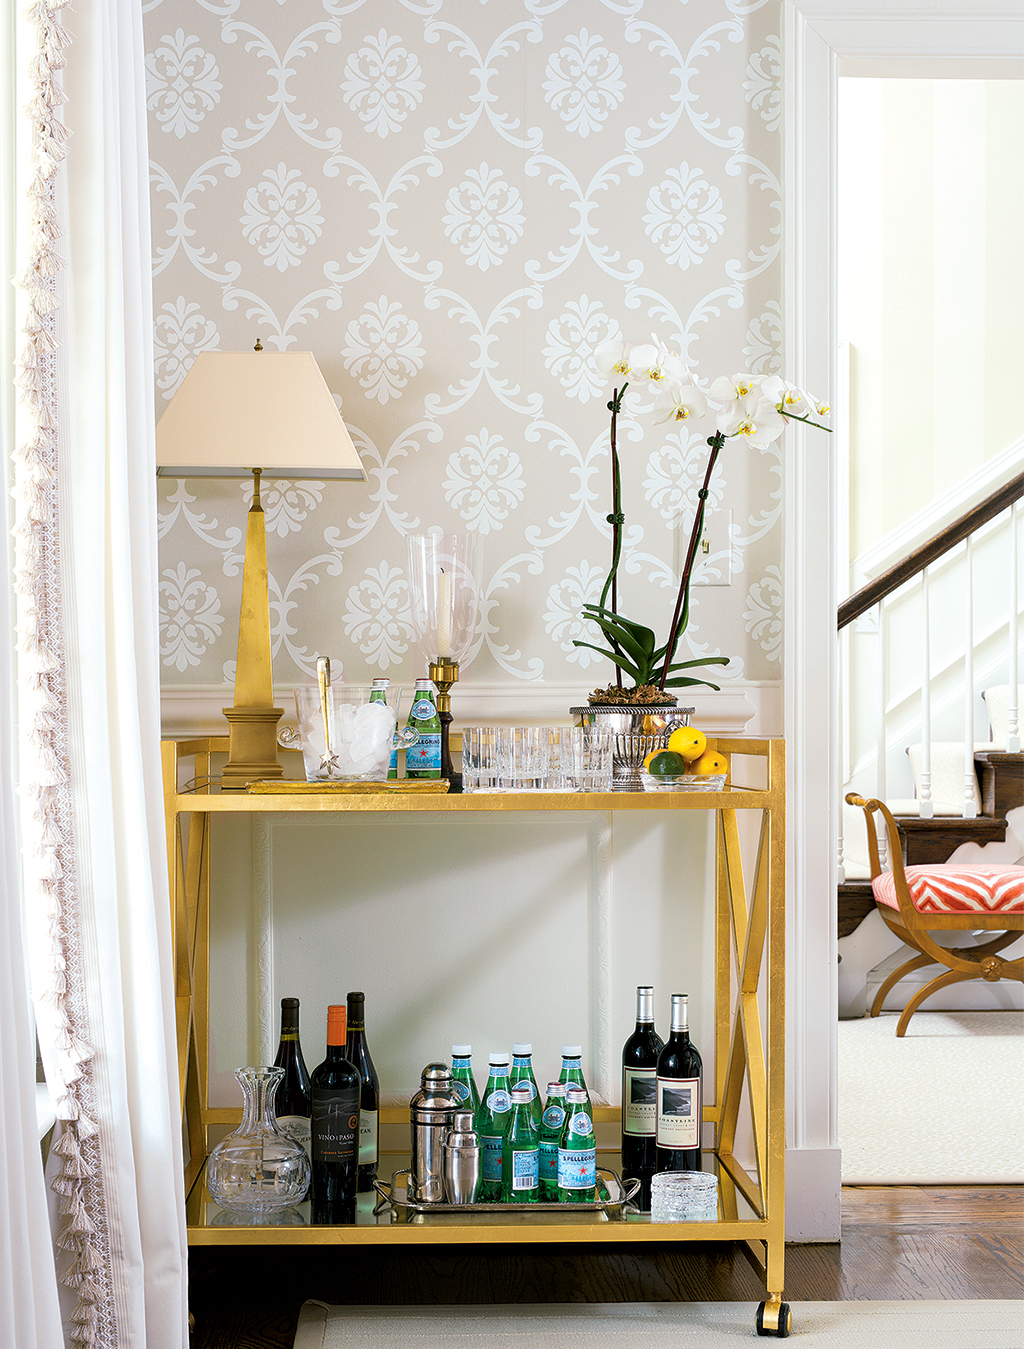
[145, 0, 786, 704]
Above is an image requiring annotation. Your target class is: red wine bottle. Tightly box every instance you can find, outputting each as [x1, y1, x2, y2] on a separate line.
[345, 991, 380, 1193]
[655, 992, 703, 1173]
[621, 985, 663, 1210]
[273, 997, 311, 1159]
[310, 1004, 360, 1223]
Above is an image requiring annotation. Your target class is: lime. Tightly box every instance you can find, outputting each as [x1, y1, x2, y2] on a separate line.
[646, 750, 687, 778]
[667, 726, 707, 761]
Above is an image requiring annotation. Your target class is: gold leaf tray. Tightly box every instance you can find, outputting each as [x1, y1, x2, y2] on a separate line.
[246, 779, 450, 795]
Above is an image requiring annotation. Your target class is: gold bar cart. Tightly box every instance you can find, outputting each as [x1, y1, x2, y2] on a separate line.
[162, 735, 790, 1337]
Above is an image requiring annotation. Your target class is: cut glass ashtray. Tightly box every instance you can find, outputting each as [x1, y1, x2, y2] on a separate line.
[639, 773, 727, 792]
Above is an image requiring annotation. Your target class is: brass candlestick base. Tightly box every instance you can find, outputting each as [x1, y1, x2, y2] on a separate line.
[429, 658, 461, 792]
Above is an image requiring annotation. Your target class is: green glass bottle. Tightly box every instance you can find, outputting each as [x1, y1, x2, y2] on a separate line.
[557, 1044, 591, 1112]
[477, 1052, 512, 1201]
[538, 1081, 566, 1201]
[557, 1085, 596, 1203]
[405, 678, 441, 779]
[510, 1042, 541, 1127]
[501, 1084, 539, 1203]
[451, 1043, 481, 1116]
[368, 679, 398, 781]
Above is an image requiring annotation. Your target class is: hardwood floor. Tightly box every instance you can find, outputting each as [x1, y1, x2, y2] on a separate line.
[188, 1186, 1024, 1348]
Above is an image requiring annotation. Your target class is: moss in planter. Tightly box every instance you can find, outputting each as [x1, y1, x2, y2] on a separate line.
[587, 684, 678, 706]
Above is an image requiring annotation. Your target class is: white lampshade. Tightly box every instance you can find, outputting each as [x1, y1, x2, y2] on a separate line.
[156, 350, 365, 481]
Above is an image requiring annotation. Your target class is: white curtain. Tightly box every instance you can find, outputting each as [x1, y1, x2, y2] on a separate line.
[5, 0, 188, 1343]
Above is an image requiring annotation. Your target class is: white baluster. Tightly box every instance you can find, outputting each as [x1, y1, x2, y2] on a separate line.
[1009, 501, 1020, 753]
[919, 568, 933, 818]
[963, 535, 977, 818]
[876, 599, 886, 812]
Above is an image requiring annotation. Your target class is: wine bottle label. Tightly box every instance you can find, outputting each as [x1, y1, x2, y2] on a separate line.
[569, 1112, 593, 1136]
[557, 1147, 596, 1189]
[656, 1075, 700, 1149]
[539, 1140, 559, 1181]
[541, 1104, 565, 1130]
[406, 734, 441, 773]
[622, 1067, 658, 1137]
[481, 1134, 503, 1182]
[278, 1114, 312, 1156]
[311, 1088, 359, 1163]
[358, 1109, 378, 1164]
[511, 1149, 539, 1190]
[486, 1089, 511, 1113]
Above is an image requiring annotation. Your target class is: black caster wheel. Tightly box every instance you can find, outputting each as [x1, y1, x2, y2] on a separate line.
[756, 1301, 792, 1337]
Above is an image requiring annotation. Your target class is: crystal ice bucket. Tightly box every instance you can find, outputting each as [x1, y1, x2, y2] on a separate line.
[279, 683, 417, 782]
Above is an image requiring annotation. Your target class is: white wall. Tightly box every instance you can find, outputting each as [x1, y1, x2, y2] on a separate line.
[838, 77, 1024, 566]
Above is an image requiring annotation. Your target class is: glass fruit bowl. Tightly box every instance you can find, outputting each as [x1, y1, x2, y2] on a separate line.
[639, 772, 727, 793]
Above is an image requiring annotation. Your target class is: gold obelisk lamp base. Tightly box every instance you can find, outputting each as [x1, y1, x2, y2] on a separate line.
[429, 658, 460, 792]
[221, 469, 284, 791]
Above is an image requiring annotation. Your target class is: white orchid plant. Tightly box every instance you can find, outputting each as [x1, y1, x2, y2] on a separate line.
[577, 337, 831, 699]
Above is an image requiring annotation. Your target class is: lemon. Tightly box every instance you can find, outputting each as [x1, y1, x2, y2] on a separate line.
[667, 726, 707, 761]
[646, 749, 687, 778]
[693, 750, 729, 777]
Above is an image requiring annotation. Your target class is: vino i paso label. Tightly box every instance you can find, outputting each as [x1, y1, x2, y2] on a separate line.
[311, 1087, 359, 1162]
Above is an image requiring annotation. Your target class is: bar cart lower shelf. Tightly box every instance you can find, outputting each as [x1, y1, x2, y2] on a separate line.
[164, 736, 789, 1338]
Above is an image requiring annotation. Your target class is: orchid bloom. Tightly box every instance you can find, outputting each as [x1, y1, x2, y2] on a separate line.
[716, 391, 786, 449]
[708, 372, 758, 404]
[594, 339, 635, 380]
[653, 378, 708, 425]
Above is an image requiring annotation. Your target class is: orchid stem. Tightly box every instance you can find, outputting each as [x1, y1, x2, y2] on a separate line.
[658, 432, 725, 691]
[599, 383, 627, 687]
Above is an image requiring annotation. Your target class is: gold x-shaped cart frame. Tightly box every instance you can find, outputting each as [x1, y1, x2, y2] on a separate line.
[163, 737, 789, 1335]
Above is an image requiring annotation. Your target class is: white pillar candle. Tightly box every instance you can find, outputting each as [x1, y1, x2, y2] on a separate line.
[436, 569, 453, 657]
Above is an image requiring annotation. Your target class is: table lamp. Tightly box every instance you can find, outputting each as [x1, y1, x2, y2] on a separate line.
[157, 344, 366, 790]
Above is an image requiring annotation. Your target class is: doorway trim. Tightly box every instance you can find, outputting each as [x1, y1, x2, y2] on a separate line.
[781, 0, 1023, 1241]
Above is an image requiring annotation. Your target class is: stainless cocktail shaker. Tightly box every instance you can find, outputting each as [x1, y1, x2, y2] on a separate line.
[409, 1063, 460, 1202]
[442, 1110, 481, 1203]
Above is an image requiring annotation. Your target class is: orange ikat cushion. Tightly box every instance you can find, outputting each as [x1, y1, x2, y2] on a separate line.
[873, 864, 1024, 915]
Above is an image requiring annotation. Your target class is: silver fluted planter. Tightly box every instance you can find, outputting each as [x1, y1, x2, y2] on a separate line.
[570, 704, 694, 791]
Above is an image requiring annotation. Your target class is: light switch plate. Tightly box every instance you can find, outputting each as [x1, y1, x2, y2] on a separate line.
[691, 509, 733, 586]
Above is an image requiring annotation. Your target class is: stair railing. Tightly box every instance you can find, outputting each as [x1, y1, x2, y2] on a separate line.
[838, 471, 1023, 877]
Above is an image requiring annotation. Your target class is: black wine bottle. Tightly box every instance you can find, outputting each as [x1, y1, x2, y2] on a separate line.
[310, 1004, 360, 1223]
[345, 991, 380, 1193]
[621, 984, 664, 1210]
[273, 997, 311, 1159]
[655, 992, 703, 1173]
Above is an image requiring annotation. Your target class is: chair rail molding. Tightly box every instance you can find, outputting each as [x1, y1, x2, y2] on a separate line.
[782, 0, 1023, 1242]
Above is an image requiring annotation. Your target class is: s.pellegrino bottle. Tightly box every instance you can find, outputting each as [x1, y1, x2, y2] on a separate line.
[310, 1004, 360, 1223]
[557, 1044, 591, 1111]
[370, 679, 399, 780]
[405, 679, 441, 779]
[502, 1083, 539, 1203]
[477, 1052, 512, 1201]
[451, 1044, 481, 1116]
[621, 984, 664, 1211]
[538, 1082, 566, 1201]
[510, 1042, 541, 1126]
[655, 992, 703, 1173]
[273, 997, 311, 1161]
[345, 991, 379, 1193]
[557, 1085, 596, 1203]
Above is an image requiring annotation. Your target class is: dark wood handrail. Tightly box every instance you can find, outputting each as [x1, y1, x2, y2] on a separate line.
[838, 469, 1024, 630]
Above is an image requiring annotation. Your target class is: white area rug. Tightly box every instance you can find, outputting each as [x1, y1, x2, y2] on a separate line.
[839, 1011, 1024, 1184]
[293, 1301, 1024, 1349]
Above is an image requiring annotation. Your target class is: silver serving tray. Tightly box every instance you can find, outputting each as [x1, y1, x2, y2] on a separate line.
[374, 1168, 639, 1223]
